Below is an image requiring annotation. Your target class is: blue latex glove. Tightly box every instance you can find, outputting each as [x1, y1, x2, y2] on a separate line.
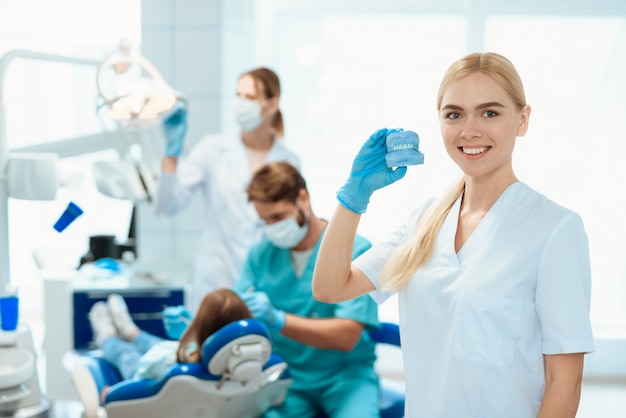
[241, 292, 286, 331]
[162, 305, 193, 340]
[337, 128, 408, 214]
[162, 102, 188, 157]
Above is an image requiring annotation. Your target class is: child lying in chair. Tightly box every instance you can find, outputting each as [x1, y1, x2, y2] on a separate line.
[88, 288, 252, 401]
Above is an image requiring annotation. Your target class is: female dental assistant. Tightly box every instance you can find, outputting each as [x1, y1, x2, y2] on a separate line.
[154, 67, 300, 311]
[313, 52, 594, 418]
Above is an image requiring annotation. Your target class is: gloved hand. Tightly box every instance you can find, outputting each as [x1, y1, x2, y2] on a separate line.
[162, 102, 188, 157]
[337, 128, 408, 214]
[162, 305, 193, 340]
[241, 292, 286, 331]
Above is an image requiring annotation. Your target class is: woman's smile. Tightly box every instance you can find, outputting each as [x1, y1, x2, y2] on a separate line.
[461, 146, 490, 155]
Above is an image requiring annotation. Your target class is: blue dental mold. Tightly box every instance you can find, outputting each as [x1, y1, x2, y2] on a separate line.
[385, 130, 425, 168]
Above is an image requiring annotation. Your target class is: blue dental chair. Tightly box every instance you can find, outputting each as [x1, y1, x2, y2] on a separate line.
[369, 322, 405, 418]
[66, 319, 292, 418]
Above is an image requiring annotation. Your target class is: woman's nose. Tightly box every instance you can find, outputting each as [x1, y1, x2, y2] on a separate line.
[460, 117, 481, 140]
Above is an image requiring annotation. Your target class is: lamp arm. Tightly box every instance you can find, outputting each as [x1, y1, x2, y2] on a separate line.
[0, 50, 100, 104]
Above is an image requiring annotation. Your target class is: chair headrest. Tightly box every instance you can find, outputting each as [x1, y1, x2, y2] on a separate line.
[202, 319, 272, 382]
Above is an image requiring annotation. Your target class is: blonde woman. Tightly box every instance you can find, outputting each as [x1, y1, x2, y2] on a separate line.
[313, 52, 594, 418]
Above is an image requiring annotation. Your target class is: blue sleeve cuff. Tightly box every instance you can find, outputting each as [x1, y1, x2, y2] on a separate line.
[274, 310, 286, 331]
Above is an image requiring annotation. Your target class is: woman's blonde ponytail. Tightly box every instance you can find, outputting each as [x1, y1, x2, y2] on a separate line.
[379, 177, 465, 290]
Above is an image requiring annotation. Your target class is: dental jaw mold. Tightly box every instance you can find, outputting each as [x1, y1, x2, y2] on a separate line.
[385, 130, 425, 168]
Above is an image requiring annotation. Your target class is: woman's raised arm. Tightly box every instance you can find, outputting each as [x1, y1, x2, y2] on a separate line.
[312, 204, 375, 303]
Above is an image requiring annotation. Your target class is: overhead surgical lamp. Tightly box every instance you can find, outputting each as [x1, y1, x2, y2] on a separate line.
[96, 39, 186, 126]
[91, 39, 187, 202]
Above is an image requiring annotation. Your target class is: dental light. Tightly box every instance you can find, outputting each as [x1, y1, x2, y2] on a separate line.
[96, 39, 186, 126]
[91, 39, 186, 202]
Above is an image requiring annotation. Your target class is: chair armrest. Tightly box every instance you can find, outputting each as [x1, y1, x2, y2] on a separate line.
[63, 351, 110, 418]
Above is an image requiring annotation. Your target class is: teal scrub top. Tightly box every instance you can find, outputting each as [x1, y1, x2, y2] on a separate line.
[234, 230, 378, 390]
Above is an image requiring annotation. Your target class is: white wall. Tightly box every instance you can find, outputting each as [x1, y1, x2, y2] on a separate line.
[136, 0, 258, 266]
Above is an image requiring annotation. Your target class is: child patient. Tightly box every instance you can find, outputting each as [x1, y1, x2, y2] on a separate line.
[88, 288, 252, 400]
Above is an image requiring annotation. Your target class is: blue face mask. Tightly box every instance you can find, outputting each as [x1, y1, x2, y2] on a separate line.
[233, 97, 263, 132]
[263, 211, 309, 249]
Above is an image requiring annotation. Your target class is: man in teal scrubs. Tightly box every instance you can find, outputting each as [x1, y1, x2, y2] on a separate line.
[233, 161, 380, 418]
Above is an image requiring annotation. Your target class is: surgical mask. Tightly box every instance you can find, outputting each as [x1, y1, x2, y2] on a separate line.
[233, 97, 263, 132]
[263, 212, 309, 249]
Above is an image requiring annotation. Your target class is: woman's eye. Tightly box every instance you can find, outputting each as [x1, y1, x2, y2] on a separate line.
[446, 112, 461, 119]
[483, 110, 498, 118]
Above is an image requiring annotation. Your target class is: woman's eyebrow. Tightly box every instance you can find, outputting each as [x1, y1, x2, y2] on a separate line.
[441, 104, 463, 111]
[236, 91, 257, 99]
[476, 101, 505, 110]
[441, 102, 505, 111]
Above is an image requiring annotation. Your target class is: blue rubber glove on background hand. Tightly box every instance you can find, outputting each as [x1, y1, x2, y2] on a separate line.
[162, 305, 193, 340]
[241, 292, 286, 331]
[162, 102, 188, 157]
[337, 128, 408, 214]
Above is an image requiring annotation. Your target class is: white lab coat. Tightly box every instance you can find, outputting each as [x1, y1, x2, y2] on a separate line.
[354, 182, 595, 418]
[154, 132, 300, 311]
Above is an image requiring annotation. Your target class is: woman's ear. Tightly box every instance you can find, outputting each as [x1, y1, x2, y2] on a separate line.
[297, 188, 310, 206]
[517, 104, 531, 137]
[265, 96, 280, 115]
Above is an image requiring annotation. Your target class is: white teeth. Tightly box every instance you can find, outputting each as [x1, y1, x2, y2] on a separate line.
[463, 147, 487, 155]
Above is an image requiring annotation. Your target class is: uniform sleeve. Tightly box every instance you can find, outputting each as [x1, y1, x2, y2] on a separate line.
[352, 234, 372, 258]
[153, 137, 212, 215]
[536, 212, 595, 355]
[334, 294, 379, 329]
[354, 202, 433, 304]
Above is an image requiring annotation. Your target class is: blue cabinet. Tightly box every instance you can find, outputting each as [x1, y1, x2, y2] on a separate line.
[72, 288, 184, 349]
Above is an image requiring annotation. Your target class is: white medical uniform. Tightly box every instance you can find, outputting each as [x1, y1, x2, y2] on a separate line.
[155, 133, 300, 311]
[354, 182, 595, 418]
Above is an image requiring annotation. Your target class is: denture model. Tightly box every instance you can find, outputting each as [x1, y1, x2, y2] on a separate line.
[385, 130, 425, 168]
